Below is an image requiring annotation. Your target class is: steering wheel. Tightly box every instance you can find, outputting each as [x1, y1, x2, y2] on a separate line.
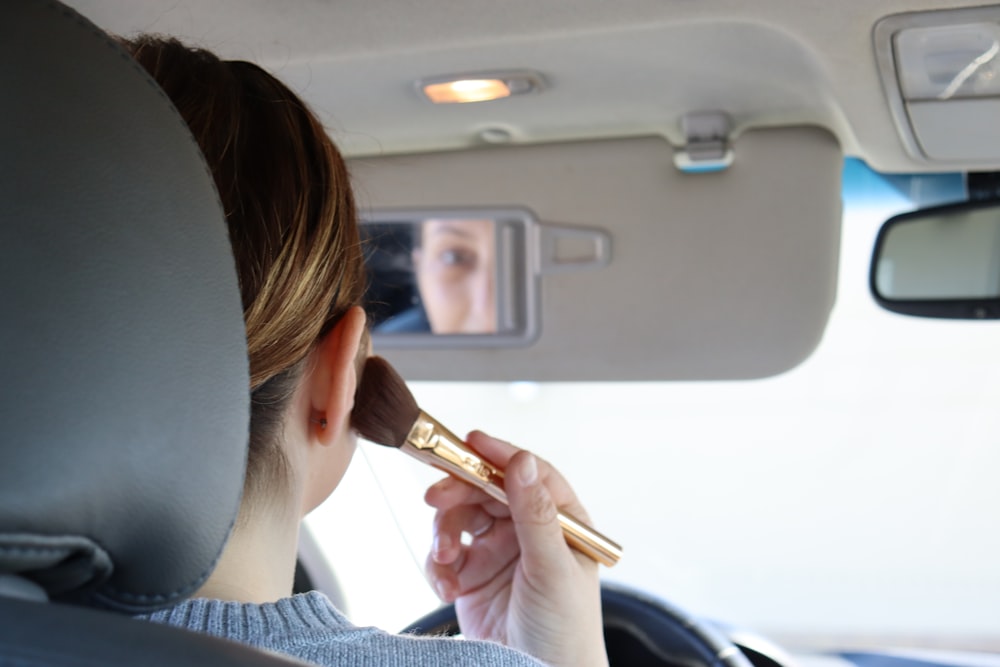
[402, 583, 758, 667]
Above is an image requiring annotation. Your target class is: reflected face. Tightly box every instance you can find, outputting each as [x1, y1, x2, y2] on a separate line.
[414, 219, 497, 334]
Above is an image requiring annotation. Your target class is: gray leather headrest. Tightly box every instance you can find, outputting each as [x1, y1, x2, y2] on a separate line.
[0, 1, 250, 612]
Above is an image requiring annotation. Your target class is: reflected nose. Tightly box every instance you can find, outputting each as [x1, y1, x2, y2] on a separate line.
[468, 265, 496, 333]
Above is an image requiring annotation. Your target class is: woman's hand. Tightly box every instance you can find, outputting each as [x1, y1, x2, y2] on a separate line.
[424, 431, 608, 667]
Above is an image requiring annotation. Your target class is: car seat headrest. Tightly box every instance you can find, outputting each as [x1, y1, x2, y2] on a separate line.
[0, 0, 250, 612]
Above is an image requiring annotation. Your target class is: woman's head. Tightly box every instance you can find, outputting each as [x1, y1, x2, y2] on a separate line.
[122, 36, 366, 504]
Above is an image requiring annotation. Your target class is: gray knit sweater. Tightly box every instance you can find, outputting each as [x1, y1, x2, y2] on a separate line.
[137, 591, 547, 666]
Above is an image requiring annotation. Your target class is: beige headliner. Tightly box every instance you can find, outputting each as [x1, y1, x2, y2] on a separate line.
[67, 0, 991, 173]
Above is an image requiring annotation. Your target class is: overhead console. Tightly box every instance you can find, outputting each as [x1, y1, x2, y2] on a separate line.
[875, 5, 1000, 167]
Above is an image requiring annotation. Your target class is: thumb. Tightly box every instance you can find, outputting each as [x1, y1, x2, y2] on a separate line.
[505, 451, 569, 573]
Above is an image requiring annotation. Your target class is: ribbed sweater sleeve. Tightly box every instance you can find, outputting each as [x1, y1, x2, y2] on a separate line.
[136, 592, 547, 667]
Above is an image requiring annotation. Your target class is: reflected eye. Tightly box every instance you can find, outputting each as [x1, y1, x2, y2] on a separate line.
[436, 247, 477, 270]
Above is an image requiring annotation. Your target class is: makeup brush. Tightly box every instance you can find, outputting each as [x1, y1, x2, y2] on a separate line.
[351, 356, 622, 567]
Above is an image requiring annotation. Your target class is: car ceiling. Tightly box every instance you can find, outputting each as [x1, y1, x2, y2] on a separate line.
[66, 0, 993, 173]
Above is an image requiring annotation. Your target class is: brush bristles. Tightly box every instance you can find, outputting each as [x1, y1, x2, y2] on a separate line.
[351, 356, 422, 447]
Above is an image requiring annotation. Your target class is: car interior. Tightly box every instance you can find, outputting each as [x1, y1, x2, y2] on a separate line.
[3, 0, 999, 665]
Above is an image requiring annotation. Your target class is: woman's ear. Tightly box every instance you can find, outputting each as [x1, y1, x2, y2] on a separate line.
[307, 306, 367, 445]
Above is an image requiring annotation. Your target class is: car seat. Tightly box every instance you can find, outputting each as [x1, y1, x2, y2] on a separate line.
[0, 1, 305, 664]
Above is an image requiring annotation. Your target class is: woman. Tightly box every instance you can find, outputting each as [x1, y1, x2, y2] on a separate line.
[122, 36, 607, 667]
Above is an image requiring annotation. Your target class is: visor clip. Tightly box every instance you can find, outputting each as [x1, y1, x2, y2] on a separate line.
[674, 111, 734, 173]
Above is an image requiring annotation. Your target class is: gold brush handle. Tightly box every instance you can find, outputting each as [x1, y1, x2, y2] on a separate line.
[403, 412, 623, 567]
[556, 511, 622, 568]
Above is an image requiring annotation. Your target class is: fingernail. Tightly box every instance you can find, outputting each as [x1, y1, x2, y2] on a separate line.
[470, 514, 495, 537]
[518, 454, 538, 486]
[435, 580, 452, 601]
[433, 533, 452, 562]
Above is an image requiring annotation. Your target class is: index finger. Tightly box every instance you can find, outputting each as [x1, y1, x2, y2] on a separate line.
[465, 430, 593, 525]
[425, 474, 510, 516]
[462, 430, 520, 466]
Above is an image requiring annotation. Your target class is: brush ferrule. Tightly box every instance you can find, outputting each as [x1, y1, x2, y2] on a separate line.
[404, 412, 505, 491]
[404, 415, 438, 451]
[401, 410, 623, 568]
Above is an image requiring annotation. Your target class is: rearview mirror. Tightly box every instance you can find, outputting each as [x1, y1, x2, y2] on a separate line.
[870, 200, 1000, 319]
[360, 208, 610, 347]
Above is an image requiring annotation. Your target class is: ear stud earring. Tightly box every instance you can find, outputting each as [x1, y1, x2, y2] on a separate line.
[310, 417, 328, 429]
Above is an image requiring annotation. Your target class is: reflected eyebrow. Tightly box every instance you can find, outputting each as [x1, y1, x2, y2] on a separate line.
[425, 223, 478, 239]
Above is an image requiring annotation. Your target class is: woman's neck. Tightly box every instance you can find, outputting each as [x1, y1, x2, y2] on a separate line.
[195, 499, 302, 604]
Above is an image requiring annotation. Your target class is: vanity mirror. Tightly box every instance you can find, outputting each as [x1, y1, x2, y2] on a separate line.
[360, 208, 609, 347]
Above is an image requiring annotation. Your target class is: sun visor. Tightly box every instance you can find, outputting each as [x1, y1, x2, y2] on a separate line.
[350, 127, 841, 381]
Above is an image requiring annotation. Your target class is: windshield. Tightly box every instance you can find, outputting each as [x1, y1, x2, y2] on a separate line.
[306, 159, 1000, 653]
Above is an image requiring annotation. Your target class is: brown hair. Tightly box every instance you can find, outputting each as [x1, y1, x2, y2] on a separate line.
[122, 36, 366, 500]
